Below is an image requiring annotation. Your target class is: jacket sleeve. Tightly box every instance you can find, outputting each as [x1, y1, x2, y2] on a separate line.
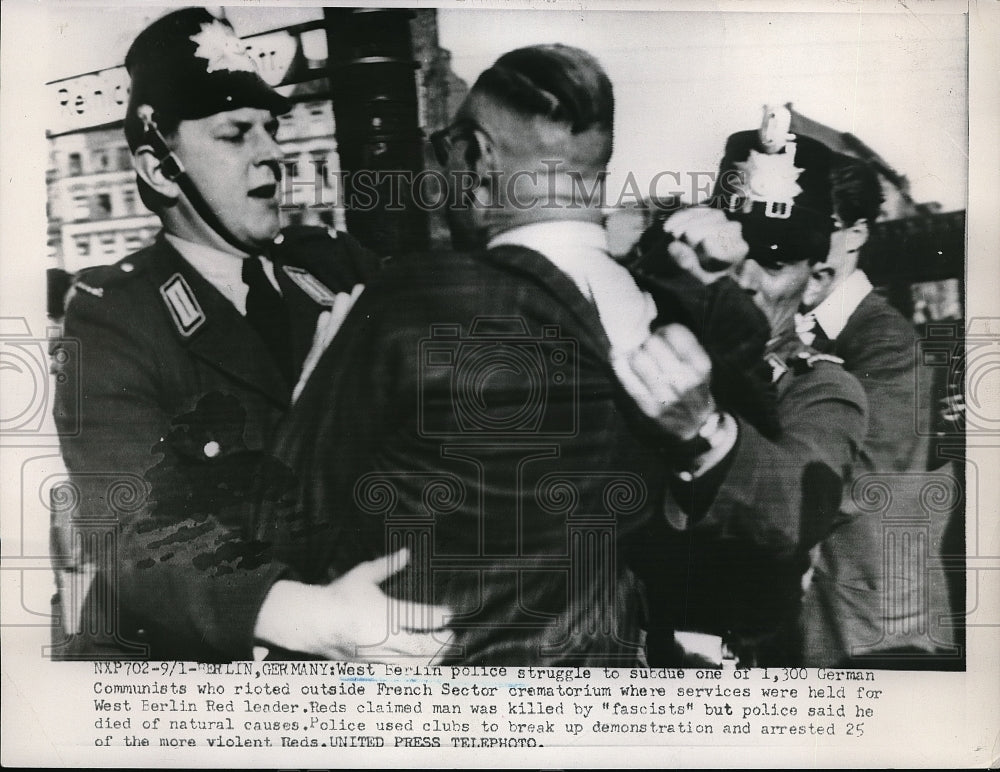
[683, 362, 868, 561]
[55, 285, 288, 659]
[841, 306, 926, 484]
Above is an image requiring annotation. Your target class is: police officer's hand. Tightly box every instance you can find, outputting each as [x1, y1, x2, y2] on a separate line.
[254, 547, 453, 663]
[621, 324, 716, 440]
[663, 207, 748, 284]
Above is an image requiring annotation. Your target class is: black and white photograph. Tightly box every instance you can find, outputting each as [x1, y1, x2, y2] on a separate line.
[1, 0, 997, 767]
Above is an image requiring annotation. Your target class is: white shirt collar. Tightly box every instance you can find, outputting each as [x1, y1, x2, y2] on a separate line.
[488, 220, 610, 284]
[487, 219, 657, 358]
[163, 232, 280, 316]
[812, 268, 873, 341]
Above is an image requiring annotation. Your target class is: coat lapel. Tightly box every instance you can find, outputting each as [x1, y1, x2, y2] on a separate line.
[146, 237, 291, 407]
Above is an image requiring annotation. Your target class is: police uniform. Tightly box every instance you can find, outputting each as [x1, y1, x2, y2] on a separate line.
[50, 8, 380, 661]
[631, 109, 869, 666]
[636, 328, 867, 666]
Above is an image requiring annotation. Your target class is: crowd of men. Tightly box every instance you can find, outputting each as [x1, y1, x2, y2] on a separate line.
[51, 8, 957, 668]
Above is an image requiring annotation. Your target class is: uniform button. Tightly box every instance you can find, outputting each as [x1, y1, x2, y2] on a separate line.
[203, 441, 221, 458]
[273, 233, 285, 245]
[121, 262, 134, 272]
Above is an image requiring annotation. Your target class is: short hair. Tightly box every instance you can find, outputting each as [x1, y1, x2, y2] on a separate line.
[471, 44, 614, 161]
[830, 157, 884, 226]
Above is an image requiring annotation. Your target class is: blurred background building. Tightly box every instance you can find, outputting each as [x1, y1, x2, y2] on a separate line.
[45, 8, 467, 273]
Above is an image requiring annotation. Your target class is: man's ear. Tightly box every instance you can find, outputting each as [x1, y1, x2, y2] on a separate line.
[803, 262, 836, 308]
[133, 148, 181, 201]
[468, 128, 500, 184]
[466, 127, 502, 206]
[844, 219, 869, 254]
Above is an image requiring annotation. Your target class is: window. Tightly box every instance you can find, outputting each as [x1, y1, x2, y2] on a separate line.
[318, 210, 334, 227]
[73, 235, 90, 257]
[99, 232, 116, 256]
[124, 232, 143, 253]
[71, 194, 90, 221]
[122, 188, 137, 215]
[310, 152, 330, 185]
[93, 151, 110, 171]
[285, 157, 299, 179]
[93, 193, 112, 218]
[67, 153, 82, 176]
[117, 146, 132, 171]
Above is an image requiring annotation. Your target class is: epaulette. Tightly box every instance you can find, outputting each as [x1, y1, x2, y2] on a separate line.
[65, 256, 149, 307]
[788, 349, 844, 375]
[764, 331, 845, 383]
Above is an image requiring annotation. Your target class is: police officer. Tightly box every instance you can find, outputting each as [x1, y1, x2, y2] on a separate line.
[621, 107, 869, 666]
[52, 8, 449, 661]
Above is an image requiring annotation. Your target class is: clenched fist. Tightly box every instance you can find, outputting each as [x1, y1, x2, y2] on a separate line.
[663, 207, 748, 283]
[618, 323, 716, 440]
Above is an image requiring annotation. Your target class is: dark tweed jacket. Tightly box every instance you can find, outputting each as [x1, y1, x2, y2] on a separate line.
[261, 244, 668, 666]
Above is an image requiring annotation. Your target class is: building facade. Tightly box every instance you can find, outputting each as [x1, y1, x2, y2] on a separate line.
[46, 9, 464, 273]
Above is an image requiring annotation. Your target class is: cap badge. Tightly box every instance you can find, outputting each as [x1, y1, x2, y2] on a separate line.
[730, 146, 803, 219]
[190, 20, 256, 75]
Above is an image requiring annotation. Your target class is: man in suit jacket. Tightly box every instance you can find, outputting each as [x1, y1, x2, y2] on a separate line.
[262, 44, 761, 665]
[797, 157, 955, 666]
[51, 8, 447, 661]
[263, 48, 869, 668]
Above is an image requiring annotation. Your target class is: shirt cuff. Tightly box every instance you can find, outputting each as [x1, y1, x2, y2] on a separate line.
[674, 411, 739, 482]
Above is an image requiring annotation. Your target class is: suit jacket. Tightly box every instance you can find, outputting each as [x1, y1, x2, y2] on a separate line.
[260, 244, 670, 666]
[799, 288, 953, 665]
[52, 229, 377, 661]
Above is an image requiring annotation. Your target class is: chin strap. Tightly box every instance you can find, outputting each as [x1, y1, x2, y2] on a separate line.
[136, 104, 265, 256]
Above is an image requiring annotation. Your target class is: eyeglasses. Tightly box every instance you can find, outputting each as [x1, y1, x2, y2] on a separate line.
[429, 118, 488, 166]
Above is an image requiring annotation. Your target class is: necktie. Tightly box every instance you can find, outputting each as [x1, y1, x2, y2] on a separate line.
[242, 256, 293, 382]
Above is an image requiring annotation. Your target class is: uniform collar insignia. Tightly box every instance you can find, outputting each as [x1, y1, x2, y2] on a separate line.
[282, 265, 338, 307]
[160, 273, 206, 337]
[765, 352, 789, 383]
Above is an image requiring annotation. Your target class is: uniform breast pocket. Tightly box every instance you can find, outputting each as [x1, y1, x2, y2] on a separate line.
[145, 391, 270, 528]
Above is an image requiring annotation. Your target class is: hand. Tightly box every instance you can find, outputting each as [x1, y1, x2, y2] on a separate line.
[254, 547, 454, 663]
[617, 324, 715, 440]
[292, 283, 365, 403]
[663, 207, 748, 283]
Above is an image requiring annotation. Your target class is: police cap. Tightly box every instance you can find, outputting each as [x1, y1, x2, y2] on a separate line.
[712, 106, 839, 266]
[124, 8, 290, 150]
